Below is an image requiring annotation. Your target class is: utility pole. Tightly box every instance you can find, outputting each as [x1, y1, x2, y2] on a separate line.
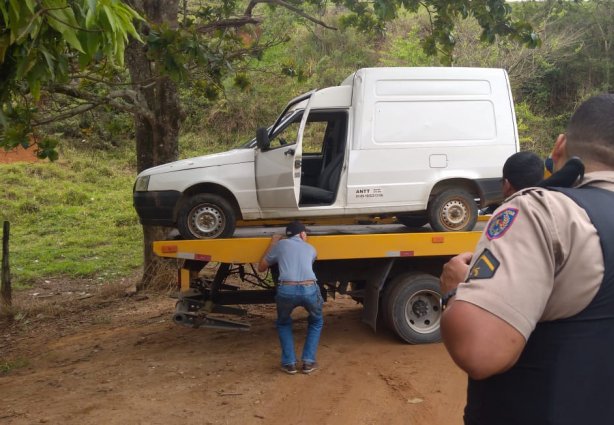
[1, 221, 12, 315]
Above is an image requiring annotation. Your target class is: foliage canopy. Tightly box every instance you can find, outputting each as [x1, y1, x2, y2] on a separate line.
[0, 0, 141, 159]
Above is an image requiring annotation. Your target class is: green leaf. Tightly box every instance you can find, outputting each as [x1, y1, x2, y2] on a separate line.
[15, 52, 37, 78]
[23, 0, 36, 14]
[113, 43, 125, 66]
[78, 52, 90, 68]
[62, 28, 85, 53]
[373, 0, 397, 21]
[85, 7, 96, 29]
[8, 0, 20, 22]
[38, 46, 56, 78]
[46, 8, 85, 53]
[103, 5, 118, 34]
[84, 31, 101, 57]
[36, 137, 59, 161]
[56, 2, 81, 28]
[115, 5, 143, 42]
[29, 78, 41, 100]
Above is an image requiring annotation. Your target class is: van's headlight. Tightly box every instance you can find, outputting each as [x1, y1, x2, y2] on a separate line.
[134, 175, 150, 192]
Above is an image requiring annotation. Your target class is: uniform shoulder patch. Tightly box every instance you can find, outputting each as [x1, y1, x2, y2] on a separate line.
[468, 248, 500, 280]
[486, 207, 518, 240]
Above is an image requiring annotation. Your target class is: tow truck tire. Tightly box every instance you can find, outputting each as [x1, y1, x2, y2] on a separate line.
[177, 193, 236, 239]
[428, 189, 478, 232]
[382, 272, 442, 344]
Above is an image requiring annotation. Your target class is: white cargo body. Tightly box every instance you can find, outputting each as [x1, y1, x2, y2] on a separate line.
[134, 67, 519, 239]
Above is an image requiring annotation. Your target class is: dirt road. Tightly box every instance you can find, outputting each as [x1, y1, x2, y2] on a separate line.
[0, 284, 467, 425]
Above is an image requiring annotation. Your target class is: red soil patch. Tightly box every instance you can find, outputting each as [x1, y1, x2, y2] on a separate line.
[0, 145, 39, 164]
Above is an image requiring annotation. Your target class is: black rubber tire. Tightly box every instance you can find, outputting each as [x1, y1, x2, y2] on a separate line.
[397, 214, 429, 228]
[177, 193, 236, 239]
[382, 272, 442, 344]
[428, 189, 478, 232]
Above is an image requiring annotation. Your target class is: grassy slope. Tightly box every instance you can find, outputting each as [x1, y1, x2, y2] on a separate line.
[0, 144, 142, 287]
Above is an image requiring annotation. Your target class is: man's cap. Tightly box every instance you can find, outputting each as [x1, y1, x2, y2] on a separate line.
[285, 220, 306, 237]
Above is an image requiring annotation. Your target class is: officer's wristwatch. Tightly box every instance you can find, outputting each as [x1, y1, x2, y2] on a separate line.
[441, 288, 457, 310]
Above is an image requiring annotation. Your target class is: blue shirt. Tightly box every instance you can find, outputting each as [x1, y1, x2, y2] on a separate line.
[264, 235, 317, 282]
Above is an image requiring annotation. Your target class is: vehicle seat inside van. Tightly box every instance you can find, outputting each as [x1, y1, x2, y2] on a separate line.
[300, 154, 343, 205]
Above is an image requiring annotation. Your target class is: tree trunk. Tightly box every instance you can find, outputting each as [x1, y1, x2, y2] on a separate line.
[126, 0, 182, 289]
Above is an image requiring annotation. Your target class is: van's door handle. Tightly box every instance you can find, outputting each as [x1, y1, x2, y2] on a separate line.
[284, 148, 295, 156]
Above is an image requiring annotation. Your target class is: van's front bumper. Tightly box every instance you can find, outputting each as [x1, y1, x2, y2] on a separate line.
[475, 178, 504, 207]
[133, 190, 181, 226]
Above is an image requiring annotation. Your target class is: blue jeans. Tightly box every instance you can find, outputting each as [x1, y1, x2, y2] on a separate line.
[275, 284, 324, 366]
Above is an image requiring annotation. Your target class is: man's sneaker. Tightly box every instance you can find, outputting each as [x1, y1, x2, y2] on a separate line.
[281, 364, 297, 375]
[302, 362, 318, 374]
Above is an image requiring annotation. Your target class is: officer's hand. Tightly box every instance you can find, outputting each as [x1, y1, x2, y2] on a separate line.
[270, 234, 283, 243]
[440, 252, 473, 295]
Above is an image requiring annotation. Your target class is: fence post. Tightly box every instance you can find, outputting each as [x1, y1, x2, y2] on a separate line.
[1, 221, 11, 313]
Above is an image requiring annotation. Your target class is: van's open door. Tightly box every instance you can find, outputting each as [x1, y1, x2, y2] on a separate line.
[255, 92, 315, 209]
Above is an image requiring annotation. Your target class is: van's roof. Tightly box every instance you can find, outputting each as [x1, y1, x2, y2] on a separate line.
[341, 67, 506, 86]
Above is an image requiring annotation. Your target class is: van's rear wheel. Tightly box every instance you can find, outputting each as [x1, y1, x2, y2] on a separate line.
[382, 272, 442, 344]
[177, 194, 236, 239]
[428, 189, 477, 232]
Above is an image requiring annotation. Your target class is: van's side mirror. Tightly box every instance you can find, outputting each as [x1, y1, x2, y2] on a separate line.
[256, 128, 270, 151]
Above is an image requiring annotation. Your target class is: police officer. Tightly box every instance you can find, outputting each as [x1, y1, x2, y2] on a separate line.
[439, 93, 614, 424]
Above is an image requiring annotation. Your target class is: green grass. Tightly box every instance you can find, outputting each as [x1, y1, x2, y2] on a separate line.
[0, 357, 29, 374]
[0, 144, 143, 287]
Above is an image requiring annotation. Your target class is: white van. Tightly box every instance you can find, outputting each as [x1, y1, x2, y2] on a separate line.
[134, 67, 519, 239]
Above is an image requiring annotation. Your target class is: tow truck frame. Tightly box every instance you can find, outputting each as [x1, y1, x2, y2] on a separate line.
[154, 227, 482, 343]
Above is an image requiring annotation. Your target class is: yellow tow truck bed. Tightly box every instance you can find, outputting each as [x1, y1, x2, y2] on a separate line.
[154, 229, 482, 263]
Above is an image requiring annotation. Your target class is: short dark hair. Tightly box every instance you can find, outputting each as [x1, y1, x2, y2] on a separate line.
[566, 94, 614, 166]
[503, 151, 544, 191]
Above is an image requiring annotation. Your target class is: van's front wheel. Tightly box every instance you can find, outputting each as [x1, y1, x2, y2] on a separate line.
[428, 189, 477, 232]
[177, 194, 236, 239]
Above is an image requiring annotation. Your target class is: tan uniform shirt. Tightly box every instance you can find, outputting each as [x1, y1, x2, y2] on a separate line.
[455, 171, 614, 340]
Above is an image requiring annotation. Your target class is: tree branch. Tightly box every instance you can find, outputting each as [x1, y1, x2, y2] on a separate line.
[47, 84, 155, 123]
[32, 103, 99, 126]
[245, 0, 336, 30]
[196, 16, 261, 33]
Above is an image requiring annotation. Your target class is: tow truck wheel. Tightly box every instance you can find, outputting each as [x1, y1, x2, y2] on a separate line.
[177, 193, 236, 239]
[428, 189, 478, 232]
[383, 272, 442, 344]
